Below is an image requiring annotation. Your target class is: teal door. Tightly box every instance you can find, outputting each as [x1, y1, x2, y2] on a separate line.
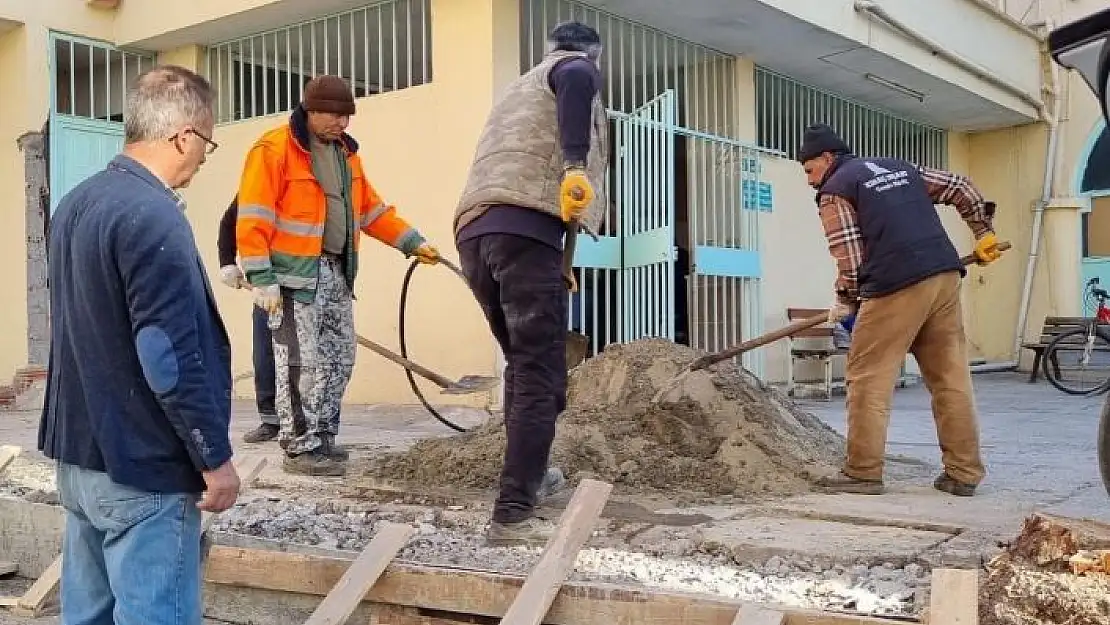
[619, 89, 677, 341]
[50, 115, 123, 211]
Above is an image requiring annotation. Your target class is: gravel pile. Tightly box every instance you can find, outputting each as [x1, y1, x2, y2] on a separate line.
[211, 497, 928, 618]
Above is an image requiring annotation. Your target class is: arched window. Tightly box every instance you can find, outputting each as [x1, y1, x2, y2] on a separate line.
[1080, 123, 1110, 258]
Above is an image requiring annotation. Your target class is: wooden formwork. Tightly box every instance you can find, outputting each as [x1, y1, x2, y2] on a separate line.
[203, 478, 979, 625]
[0, 455, 979, 624]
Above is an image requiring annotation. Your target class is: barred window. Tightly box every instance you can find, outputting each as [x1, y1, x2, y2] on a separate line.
[204, 0, 432, 124]
[755, 67, 947, 168]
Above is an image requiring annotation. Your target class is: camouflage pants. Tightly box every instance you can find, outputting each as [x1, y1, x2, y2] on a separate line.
[272, 256, 356, 456]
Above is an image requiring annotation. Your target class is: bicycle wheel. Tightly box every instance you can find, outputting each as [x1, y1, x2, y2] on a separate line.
[1042, 327, 1110, 396]
[1100, 394, 1110, 497]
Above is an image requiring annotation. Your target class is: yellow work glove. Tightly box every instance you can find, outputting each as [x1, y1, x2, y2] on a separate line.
[974, 233, 1002, 266]
[413, 243, 440, 265]
[559, 167, 594, 223]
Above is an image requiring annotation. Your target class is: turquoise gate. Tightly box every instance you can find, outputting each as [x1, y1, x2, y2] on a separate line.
[49, 32, 156, 210]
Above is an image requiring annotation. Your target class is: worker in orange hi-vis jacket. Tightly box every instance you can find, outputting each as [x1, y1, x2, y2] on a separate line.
[236, 75, 440, 477]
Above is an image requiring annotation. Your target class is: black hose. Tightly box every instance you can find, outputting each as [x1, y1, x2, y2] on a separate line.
[398, 258, 476, 432]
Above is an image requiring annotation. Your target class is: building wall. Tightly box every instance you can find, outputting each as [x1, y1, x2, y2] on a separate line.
[0, 3, 118, 384]
[174, 0, 516, 406]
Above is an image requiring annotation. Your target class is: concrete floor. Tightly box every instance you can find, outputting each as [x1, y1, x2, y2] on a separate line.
[2, 370, 1109, 610]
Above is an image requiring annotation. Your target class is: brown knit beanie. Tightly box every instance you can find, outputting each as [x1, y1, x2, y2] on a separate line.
[301, 75, 356, 115]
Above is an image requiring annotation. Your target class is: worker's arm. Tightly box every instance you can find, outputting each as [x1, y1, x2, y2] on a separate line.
[549, 57, 602, 167]
[818, 193, 865, 305]
[357, 179, 426, 256]
[236, 144, 283, 287]
[216, 196, 239, 267]
[118, 206, 234, 474]
[918, 166, 994, 238]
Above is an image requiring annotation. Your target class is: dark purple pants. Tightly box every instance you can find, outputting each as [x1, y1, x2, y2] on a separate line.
[457, 234, 568, 524]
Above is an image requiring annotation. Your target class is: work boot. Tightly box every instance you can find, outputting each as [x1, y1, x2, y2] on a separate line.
[535, 467, 567, 503]
[282, 450, 346, 477]
[933, 472, 976, 497]
[243, 423, 279, 443]
[486, 516, 554, 546]
[319, 434, 350, 461]
[815, 471, 884, 495]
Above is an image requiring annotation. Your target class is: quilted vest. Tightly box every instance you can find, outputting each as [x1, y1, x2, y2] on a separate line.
[453, 50, 610, 236]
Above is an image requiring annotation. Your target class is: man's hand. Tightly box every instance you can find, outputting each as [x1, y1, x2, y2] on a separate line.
[198, 460, 241, 513]
[560, 167, 594, 222]
[252, 284, 282, 314]
[219, 265, 248, 289]
[563, 269, 578, 293]
[413, 243, 440, 265]
[827, 301, 854, 324]
[974, 232, 1003, 266]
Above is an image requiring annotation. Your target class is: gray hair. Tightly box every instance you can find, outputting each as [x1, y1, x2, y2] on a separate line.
[124, 65, 214, 144]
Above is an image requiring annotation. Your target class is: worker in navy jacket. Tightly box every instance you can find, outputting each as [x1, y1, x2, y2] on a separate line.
[38, 65, 239, 625]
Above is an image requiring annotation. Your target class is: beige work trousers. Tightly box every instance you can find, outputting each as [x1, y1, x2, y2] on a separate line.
[844, 270, 985, 485]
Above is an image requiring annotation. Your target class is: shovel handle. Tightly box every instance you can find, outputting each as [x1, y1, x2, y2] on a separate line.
[356, 334, 454, 390]
[687, 240, 1012, 371]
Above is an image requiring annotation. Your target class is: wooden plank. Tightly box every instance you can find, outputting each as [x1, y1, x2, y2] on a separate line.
[927, 568, 977, 625]
[303, 522, 413, 625]
[0, 445, 21, 474]
[11, 555, 62, 616]
[499, 479, 612, 625]
[0, 561, 16, 577]
[0, 596, 19, 608]
[733, 605, 787, 624]
[203, 546, 911, 625]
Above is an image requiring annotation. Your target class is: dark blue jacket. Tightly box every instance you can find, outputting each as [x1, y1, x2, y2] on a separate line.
[820, 155, 963, 299]
[39, 155, 234, 494]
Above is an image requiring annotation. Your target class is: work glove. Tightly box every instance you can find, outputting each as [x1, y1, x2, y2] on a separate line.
[973, 232, 1003, 266]
[412, 243, 440, 265]
[219, 264, 248, 289]
[827, 301, 854, 324]
[559, 167, 594, 223]
[252, 284, 282, 315]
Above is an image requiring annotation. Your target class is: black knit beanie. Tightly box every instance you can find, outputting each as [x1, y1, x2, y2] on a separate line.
[302, 75, 356, 115]
[797, 123, 851, 162]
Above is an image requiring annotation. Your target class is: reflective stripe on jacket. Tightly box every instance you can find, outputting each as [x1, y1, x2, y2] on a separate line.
[236, 105, 424, 299]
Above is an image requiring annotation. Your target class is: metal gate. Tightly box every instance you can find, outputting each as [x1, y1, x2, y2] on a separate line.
[49, 33, 156, 210]
[619, 90, 677, 341]
[522, 0, 771, 372]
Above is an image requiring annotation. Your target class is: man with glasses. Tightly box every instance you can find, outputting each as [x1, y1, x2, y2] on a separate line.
[237, 75, 441, 477]
[39, 65, 237, 625]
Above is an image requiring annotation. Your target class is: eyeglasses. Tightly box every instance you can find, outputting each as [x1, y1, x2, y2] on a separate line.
[170, 128, 219, 155]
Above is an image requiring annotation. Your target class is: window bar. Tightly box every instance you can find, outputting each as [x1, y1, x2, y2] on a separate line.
[88, 45, 94, 119]
[364, 9, 371, 93]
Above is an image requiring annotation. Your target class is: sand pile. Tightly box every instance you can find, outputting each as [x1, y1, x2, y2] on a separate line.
[366, 339, 846, 498]
[980, 515, 1110, 624]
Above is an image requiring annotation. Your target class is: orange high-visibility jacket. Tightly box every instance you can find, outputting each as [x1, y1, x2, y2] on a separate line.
[236, 108, 424, 301]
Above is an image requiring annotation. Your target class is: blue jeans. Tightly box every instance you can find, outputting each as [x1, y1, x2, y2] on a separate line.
[56, 462, 202, 625]
[252, 305, 278, 425]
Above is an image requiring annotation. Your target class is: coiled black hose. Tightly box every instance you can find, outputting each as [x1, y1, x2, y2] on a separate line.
[397, 258, 486, 433]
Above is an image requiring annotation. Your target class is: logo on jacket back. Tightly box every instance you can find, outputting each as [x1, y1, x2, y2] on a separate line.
[861, 160, 910, 193]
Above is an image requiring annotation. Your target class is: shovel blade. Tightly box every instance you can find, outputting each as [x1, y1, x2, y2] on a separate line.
[439, 374, 500, 395]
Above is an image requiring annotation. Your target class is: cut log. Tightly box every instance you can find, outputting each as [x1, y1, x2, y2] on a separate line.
[1006, 513, 1110, 570]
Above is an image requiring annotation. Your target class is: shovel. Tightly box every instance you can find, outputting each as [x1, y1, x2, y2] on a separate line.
[355, 334, 498, 395]
[653, 240, 1012, 401]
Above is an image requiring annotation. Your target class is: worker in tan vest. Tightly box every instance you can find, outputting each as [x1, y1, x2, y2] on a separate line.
[453, 21, 609, 545]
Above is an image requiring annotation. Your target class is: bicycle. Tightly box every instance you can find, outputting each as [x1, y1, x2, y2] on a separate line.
[1040, 277, 1110, 396]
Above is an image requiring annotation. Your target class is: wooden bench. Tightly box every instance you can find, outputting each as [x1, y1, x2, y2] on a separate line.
[1022, 316, 1108, 383]
[785, 307, 906, 400]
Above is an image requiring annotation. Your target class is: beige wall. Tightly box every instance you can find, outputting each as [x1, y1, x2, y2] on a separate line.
[174, 0, 517, 407]
[0, 3, 117, 382]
